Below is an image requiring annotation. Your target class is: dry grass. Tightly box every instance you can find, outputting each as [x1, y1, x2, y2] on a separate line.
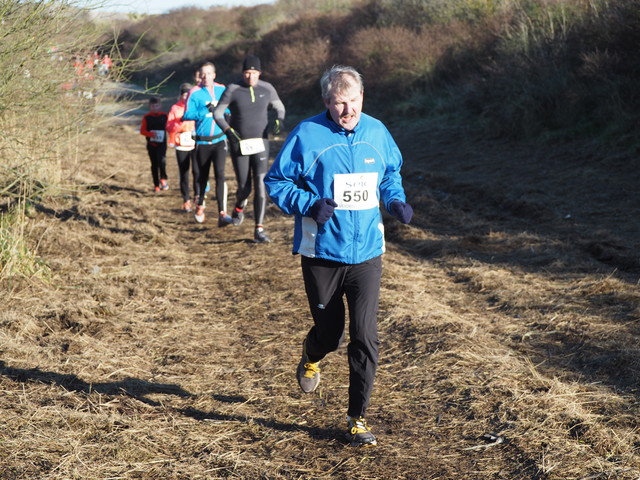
[0, 102, 639, 479]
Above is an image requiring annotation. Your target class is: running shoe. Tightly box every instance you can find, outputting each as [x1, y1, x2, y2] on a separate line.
[154, 186, 160, 193]
[254, 227, 272, 243]
[232, 208, 244, 226]
[182, 199, 193, 212]
[346, 416, 377, 447]
[218, 213, 233, 227]
[160, 179, 169, 191]
[194, 205, 205, 224]
[296, 340, 320, 393]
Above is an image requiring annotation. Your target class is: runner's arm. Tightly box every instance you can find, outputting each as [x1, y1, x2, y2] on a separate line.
[379, 129, 407, 210]
[265, 135, 319, 216]
[212, 86, 233, 132]
[266, 83, 286, 121]
[166, 107, 178, 144]
[182, 94, 203, 122]
[140, 115, 153, 138]
[271, 98, 285, 122]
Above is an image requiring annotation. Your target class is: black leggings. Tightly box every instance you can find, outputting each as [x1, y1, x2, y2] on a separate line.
[230, 139, 269, 225]
[301, 255, 382, 418]
[147, 143, 167, 187]
[194, 141, 228, 212]
[175, 149, 195, 202]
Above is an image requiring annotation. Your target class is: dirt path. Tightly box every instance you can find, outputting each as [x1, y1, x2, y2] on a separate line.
[1, 115, 639, 479]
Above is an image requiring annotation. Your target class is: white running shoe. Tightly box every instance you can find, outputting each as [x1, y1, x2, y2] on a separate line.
[194, 205, 206, 224]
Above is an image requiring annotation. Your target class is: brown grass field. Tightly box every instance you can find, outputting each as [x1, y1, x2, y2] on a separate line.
[1, 101, 639, 479]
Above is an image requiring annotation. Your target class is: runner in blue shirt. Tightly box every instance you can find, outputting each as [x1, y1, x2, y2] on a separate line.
[265, 65, 413, 447]
[183, 62, 232, 226]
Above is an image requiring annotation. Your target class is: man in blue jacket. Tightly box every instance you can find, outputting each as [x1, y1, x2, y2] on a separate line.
[265, 65, 413, 448]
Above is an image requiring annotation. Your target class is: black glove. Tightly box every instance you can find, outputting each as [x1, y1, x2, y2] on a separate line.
[225, 128, 242, 142]
[274, 119, 283, 135]
[309, 198, 338, 225]
[206, 102, 216, 113]
[389, 200, 413, 224]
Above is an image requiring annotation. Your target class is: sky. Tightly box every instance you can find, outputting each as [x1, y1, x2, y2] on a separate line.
[97, 0, 275, 15]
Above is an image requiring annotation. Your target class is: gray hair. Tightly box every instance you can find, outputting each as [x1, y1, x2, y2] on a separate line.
[320, 65, 363, 100]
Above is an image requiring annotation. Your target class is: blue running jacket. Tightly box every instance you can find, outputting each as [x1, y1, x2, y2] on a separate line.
[182, 84, 227, 144]
[265, 111, 407, 264]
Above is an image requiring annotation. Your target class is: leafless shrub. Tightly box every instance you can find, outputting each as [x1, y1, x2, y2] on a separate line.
[0, 1, 110, 284]
[270, 38, 331, 99]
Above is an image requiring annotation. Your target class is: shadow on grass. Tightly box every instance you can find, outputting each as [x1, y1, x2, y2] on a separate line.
[0, 360, 192, 407]
[0, 361, 341, 440]
[34, 200, 149, 235]
[178, 406, 343, 441]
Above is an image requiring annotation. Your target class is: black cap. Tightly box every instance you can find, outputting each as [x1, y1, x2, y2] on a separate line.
[242, 55, 261, 72]
[180, 83, 192, 95]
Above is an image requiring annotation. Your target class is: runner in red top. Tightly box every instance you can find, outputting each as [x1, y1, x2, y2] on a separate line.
[140, 97, 169, 192]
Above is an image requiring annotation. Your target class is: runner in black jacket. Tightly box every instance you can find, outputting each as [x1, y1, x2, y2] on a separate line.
[213, 55, 285, 243]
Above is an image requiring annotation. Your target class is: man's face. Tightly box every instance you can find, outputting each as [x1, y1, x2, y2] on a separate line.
[324, 81, 363, 131]
[201, 65, 216, 87]
[149, 102, 161, 113]
[243, 69, 260, 87]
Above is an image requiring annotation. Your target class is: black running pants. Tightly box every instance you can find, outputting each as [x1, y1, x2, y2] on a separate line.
[229, 139, 269, 226]
[194, 141, 228, 212]
[175, 149, 195, 202]
[147, 143, 167, 188]
[301, 255, 382, 419]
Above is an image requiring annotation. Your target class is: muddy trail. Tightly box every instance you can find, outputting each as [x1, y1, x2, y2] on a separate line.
[1, 110, 639, 479]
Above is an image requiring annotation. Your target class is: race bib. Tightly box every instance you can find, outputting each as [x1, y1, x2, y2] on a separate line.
[179, 131, 195, 147]
[150, 130, 165, 142]
[334, 172, 379, 210]
[239, 138, 265, 156]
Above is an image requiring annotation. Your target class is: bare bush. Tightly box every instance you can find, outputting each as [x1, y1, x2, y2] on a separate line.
[344, 24, 466, 92]
[270, 38, 331, 99]
[0, 1, 107, 283]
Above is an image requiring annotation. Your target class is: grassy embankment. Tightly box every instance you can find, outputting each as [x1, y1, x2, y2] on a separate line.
[122, 0, 640, 146]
